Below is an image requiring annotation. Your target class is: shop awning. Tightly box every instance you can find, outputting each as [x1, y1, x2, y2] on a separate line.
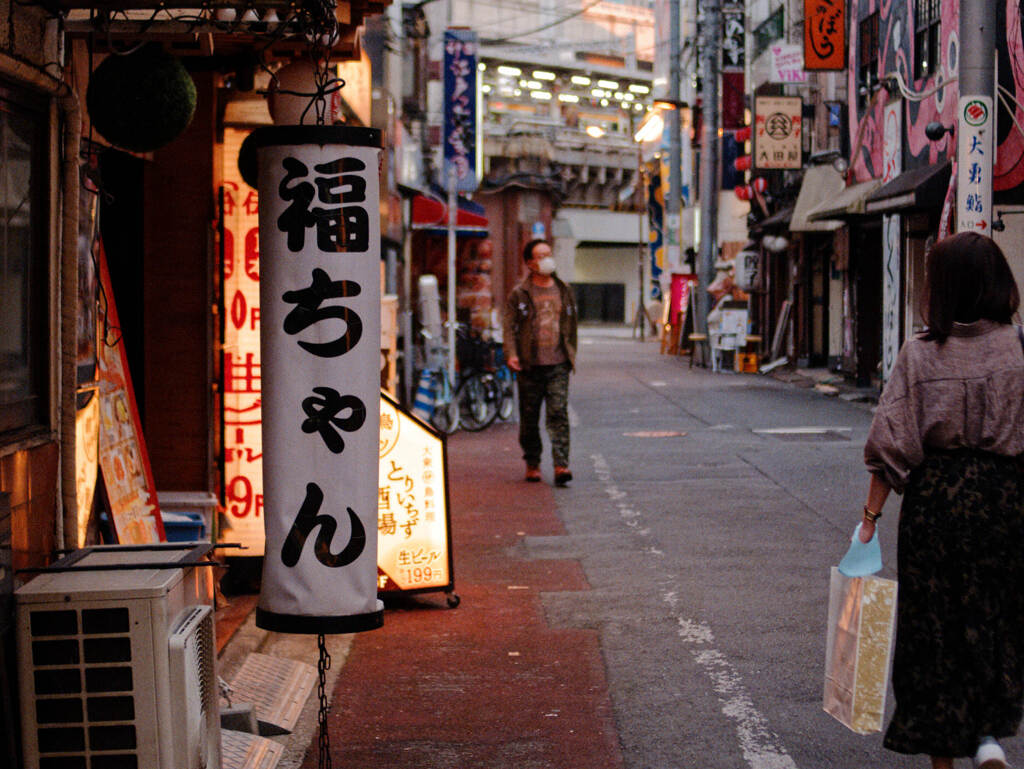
[411, 194, 489, 234]
[791, 165, 847, 232]
[750, 205, 794, 235]
[807, 179, 882, 221]
[864, 161, 952, 215]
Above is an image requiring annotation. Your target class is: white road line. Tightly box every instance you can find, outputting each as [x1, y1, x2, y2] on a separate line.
[591, 454, 798, 769]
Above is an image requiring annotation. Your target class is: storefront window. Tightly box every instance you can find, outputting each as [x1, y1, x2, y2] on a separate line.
[914, 0, 940, 81]
[858, 13, 880, 111]
[0, 83, 49, 437]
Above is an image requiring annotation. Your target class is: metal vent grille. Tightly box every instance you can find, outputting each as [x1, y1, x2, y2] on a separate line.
[177, 606, 216, 718]
[29, 607, 138, 769]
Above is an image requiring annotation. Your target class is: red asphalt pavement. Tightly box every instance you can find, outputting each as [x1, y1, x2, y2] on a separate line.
[308, 422, 625, 769]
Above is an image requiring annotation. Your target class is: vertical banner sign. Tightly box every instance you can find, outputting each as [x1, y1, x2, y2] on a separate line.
[646, 163, 665, 300]
[722, 6, 746, 72]
[243, 126, 385, 634]
[220, 127, 266, 555]
[443, 28, 479, 193]
[881, 101, 903, 381]
[804, 0, 846, 70]
[957, 96, 994, 233]
[754, 96, 803, 169]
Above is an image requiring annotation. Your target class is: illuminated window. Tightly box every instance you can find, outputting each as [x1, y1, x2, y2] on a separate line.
[0, 82, 50, 437]
[914, 0, 940, 80]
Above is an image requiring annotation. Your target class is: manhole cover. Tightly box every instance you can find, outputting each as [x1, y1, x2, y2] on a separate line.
[753, 427, 851, 442]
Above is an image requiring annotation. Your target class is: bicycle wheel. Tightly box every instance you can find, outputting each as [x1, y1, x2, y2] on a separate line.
[429, 373, 460, 434]
[496, 370, 516, 421]
[457, 373, 498, 431]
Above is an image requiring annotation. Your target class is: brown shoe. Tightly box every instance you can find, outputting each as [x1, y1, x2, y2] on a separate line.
[554, 466, 573, 486]
[525, 465, 542, 482]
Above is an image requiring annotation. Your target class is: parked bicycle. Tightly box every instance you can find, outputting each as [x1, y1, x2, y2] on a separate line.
[455, 335, 516, 432]
[413, 325, 515, 434]
[412, 328, 460, 434]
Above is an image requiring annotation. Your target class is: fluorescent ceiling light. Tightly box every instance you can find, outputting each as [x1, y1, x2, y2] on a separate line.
[571, 75, 591, 86]
[482, 84, 492, 93]
[558, 93, 580, 103]
[586, 125, 606, 138]
[525, 80, 542, 89]
[629, 84, 650, 94]
[530, 90, 552, 100]
[532, 70, 556, 81]
[497, 66, 522, 76]
[597, 79, 619, 89]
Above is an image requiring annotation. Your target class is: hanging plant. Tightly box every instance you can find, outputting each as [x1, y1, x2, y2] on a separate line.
[86, 43, 197, 153]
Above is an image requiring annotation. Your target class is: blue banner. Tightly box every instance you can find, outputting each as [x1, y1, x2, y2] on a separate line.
[443, 29, 479, 193]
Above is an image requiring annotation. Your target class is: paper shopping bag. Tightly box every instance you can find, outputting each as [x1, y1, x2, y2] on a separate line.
[823, 566, 897, 734]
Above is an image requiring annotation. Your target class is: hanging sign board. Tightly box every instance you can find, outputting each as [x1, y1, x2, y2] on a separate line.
[804, 0, 846, 70]
[241, 125, 384, 634]
[443, 28, 480, 193]
[96, 243, 165, 544]
[956, 96, 994, 233]
[769, 44, 808, 84]
[754, 96, 803, 170]
[377, 391, 454, 596]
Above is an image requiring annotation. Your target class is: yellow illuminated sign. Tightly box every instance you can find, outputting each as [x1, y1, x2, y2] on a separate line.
[377, 392, 452, 593]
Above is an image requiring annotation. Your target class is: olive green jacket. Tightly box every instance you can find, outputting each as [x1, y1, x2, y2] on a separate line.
[502, 275, 578, 371]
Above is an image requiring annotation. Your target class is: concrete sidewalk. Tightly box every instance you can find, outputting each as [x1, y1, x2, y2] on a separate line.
[216, 420, 625, 769]
[306, 422, 624, 768]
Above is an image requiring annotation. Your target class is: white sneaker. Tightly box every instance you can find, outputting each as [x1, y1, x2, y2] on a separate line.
[975, 737, 1006, 769]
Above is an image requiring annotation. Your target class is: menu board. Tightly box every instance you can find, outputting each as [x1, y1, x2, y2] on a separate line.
[377, 391, 453, 594]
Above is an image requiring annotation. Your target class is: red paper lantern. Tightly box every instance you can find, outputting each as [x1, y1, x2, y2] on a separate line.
[752, 177, 768, 194]
[735, 126, 751, 143]
[734, 184, 751, 201]
[734, 155, 752, 171]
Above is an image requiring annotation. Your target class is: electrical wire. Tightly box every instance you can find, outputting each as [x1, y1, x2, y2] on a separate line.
[997, 87, 1024, 143]
[884, 68, 957, 102]
[484, 0, 607, 44]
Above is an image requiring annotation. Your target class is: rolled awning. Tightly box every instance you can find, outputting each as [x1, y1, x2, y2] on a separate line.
[791, 165, 846, 232]
[807, 179, 882, 221]
[411, 194, 489, 233]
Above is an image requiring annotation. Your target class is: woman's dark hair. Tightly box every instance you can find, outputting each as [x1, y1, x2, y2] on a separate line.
[922, 232, 1019, 341]
[522, 238, 547, 263]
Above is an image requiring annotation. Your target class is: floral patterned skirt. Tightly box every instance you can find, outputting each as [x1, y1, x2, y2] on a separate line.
[884, 449, 1024, 757]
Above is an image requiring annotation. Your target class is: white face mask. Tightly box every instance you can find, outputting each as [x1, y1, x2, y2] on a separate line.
[537, 256, 557, 276]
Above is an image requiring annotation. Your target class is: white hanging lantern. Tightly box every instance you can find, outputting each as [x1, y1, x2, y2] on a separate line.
[240, 125, 384, 634]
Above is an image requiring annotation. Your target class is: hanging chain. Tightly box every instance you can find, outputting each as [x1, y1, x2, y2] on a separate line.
[317, 633, 333, 769]
[305, 0, 341, 125]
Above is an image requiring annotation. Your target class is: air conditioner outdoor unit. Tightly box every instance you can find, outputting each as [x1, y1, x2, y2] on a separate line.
[15, 544, 221, 769]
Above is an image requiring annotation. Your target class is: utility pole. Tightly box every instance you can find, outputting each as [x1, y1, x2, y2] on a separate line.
[666, 0, 683, 280]
[697, 0, 720, 334]
[956, 0, 996, 233]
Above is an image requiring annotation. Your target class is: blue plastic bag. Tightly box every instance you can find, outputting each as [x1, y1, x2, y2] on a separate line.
[838, 523, 882, 577]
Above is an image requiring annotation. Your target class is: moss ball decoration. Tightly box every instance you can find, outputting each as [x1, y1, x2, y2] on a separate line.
[86, 44, 197, 153]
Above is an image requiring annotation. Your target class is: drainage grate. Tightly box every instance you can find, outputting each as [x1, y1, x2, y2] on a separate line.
[225, 653, 316, 735]
[221, 728, 284, 769]
[753, 427, 851, 442]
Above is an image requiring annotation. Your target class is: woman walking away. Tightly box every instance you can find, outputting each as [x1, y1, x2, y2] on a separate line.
[860, 232, 1024, 769]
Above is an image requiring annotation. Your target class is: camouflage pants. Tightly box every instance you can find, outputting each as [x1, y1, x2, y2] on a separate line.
[517, 362, 571, 467]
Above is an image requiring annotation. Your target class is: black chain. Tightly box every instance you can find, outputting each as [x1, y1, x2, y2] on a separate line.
[305, 0, 339, 125]
[317, 633, 332, 769]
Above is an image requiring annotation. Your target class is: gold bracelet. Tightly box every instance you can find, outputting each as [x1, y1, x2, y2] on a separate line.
[863, 506, 882, 523]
